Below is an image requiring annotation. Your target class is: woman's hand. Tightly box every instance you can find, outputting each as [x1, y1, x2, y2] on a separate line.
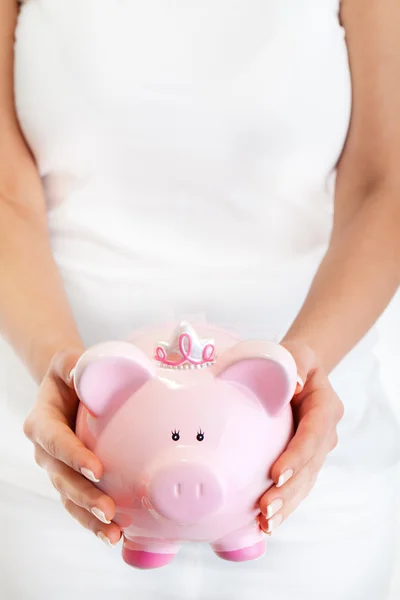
[258, 341, 344, 534]
[23, 348, 122, 547]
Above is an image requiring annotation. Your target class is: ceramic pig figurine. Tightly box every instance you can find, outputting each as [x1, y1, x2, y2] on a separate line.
[74, 321, 297, 570]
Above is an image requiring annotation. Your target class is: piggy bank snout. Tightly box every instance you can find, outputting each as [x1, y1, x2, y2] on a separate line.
[147, 464, 224, 524]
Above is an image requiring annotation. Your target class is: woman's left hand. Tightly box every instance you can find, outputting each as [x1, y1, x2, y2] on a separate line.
[258, 340, 344, 534]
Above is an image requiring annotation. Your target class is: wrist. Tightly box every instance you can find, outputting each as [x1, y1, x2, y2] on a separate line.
[279, 336, 322, 380]
[280, 327, 330, 372]
[28, 334, 85, 384]
[280, 336, 316, 357]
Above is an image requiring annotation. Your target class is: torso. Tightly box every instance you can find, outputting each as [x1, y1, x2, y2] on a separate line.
[15, 0, 351, 332]
[8, 0, 400, 481]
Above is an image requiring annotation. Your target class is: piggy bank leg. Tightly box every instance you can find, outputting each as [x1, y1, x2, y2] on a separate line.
[211, 524, 266, 563]
[122, 537, 180, 570]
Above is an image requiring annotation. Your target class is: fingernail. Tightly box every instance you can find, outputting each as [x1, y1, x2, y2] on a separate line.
[267, 513, 283, 533]
[266, 498, 283, 519]
[277, 469, 293, 488]
[295, 375, 304, 394]
[92, 507, 111, 525]
[259, 520, 272, 536]
[97, 532, 117, 548]
[81, 468, 100, 483]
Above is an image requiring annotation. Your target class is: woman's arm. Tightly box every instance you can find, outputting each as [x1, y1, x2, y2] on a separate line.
[0, 0, 83, 383]
[260, 0, 400, 532]
[1, 1, 120, 545]
[282, 0, 400, 371]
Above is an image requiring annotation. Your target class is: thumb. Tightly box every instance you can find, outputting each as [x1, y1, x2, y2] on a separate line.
[50, 347, 85, 389]
[280, 340, 316, 395]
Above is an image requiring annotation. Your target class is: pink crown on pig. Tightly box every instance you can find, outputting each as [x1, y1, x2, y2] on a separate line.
[154, 322, 216, 369]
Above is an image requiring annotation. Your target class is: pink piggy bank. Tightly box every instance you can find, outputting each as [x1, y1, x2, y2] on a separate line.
[74, 321, 297, 570]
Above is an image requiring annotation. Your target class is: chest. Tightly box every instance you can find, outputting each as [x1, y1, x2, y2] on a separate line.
[15, 0, 350, 182]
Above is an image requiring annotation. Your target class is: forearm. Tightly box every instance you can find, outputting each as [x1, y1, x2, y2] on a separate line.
[0, 202, 83, 383]
[0, 0, 82, 383]
[282, 189, 400, 373]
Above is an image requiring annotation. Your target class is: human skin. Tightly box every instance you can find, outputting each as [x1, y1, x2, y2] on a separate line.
[0, 0, 399, 545]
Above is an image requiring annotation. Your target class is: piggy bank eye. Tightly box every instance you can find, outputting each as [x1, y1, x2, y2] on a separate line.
[171, 430, 180, 442]
[196, 429, 205, 442]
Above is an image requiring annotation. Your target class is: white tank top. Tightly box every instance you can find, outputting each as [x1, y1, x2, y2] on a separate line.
[15, 0, 351, 332]
[1, 0, 399, 496]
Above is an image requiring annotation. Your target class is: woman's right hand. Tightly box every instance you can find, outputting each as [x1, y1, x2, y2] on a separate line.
[23, 348, 122, 547]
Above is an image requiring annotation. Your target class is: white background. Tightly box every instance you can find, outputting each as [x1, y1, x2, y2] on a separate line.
[375, 294, 400, 598]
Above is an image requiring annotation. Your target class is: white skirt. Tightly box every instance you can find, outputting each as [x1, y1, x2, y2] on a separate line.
[1, 464, 398, 600]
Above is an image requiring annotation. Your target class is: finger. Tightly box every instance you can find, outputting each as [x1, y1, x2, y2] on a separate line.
[50, 348, 84, 389]
[61, 496, 122, 546]
[271, 393, 336, 486]
[261, 427, 338, 522]
[35, 445, 115, 522]
[261, 450, 327, 517]
[34, 417, 103, 481]
[259, 455, 324, 533]
[295, 374, 305, 395]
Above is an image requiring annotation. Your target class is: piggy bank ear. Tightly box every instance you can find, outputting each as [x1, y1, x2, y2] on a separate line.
[214, 341, 297, 416]
[73, 341, 156, 417]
